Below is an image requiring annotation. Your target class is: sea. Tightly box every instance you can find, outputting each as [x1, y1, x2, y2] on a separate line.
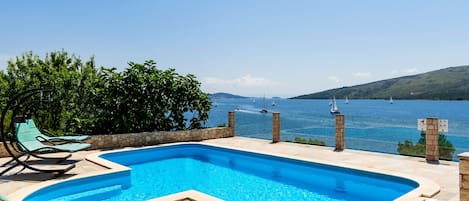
[206, 98, 469, 161]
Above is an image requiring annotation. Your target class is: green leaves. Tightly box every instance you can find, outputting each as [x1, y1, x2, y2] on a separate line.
[397, 132, 455, 160]
[0, 51, 211, 135]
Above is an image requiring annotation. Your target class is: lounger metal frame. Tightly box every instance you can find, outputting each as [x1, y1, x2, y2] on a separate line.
[0, 88, 75, 176]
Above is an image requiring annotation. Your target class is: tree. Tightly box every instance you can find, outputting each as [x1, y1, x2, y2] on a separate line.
[2, 51, 98, 133]
[89, 60, 211, 134]
[397, 132, 455, 160]
[1, 51, 211, 135]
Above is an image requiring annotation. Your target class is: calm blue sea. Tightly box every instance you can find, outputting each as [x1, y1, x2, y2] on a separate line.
[207, 98, 469, 161]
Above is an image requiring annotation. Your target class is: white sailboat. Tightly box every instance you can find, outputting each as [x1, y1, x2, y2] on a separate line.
[345, 96, 349, 104]
[260, 96, 268, 113]
[389, 96, 394, 104]
[272, 100, 276, 106]
[330, 97, 340, 114]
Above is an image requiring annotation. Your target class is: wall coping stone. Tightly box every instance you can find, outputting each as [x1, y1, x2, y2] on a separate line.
[459, 152, 469, 160]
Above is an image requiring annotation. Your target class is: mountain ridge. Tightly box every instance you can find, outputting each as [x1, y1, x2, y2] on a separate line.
[210, 92, 248, 99]
[292, 65, 469, 100]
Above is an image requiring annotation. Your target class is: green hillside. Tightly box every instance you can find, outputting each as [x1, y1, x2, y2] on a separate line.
[293, 65, 469, 100]
[210, 92, 247, 99]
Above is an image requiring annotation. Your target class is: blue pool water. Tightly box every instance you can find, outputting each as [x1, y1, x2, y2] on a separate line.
[207, 98, 469, 160]
[99, 144, 416, 201]
[24, 144, 418, 201]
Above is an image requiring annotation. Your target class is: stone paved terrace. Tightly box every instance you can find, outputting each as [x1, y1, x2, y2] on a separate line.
[0, 137, 460, 201]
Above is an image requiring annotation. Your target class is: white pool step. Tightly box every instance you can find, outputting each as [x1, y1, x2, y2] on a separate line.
[50, 185, 122, 201]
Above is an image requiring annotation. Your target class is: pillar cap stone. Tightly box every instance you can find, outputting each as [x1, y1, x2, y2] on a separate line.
[459, 152, 469, 160]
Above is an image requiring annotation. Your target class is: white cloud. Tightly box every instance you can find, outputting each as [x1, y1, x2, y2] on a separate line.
[201, 74, 279, 95]
[203, 77, 226, 85]
[234, 74, 275, 87]
[353, 72, 371, 78]
[406, 68, 418, 74]
[390, 68, 419, 77]
[327, 76, 341, 83]
[203, 74, 275, 87]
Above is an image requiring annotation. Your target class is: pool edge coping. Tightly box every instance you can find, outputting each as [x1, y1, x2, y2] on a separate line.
[7, 148, 132, 201]
[8, 141, 440, 201]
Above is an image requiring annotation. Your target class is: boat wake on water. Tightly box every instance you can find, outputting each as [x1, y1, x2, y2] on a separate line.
[235, 109, 262, 114]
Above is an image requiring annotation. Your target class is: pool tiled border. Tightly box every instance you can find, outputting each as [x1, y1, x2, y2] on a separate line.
[6, 137, 446, 201]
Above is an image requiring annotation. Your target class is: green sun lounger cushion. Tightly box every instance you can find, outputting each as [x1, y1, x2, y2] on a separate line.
[16, 122, 91, 153]
[0, 194, 9, 201]
[21, 119, 89, 142]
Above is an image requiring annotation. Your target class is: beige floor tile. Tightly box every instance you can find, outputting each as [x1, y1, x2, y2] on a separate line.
[0, 137, 460, 201]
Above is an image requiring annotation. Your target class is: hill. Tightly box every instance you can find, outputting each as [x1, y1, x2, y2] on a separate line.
[293, 65, 469, 100]
[210, 92, 248, 99]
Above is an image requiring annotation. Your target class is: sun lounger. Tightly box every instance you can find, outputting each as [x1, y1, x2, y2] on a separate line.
[1, 116, 90, 176]
[22, 119, 89, 143]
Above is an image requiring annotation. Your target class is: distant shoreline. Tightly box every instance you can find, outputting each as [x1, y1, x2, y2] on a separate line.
[289, 97, 469, 101]
[291, 65, 469, 101]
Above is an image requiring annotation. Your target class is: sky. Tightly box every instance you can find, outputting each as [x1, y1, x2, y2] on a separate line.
[1, 1, 469, 98]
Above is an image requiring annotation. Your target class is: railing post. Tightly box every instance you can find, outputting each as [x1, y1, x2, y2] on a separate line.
[426, 117, 439, 164]
[335, 114, 345, 151]
[228, 111, 236, 137]
[459, 153, 469, 200]
[272, 112, 280, 143]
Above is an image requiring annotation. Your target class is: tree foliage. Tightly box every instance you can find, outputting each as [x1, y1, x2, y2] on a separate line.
[285, 136, 326, 146]
[0, 51, 211, 135]
[397, 132, 455, 160]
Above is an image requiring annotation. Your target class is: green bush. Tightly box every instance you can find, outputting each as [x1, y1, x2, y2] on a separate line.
[397, 140, 425, 157]
[285, 136, 326, 146]
[217, 123, 227, 127]
[0, 51, 211, 135]
[397, 132, 455, 160]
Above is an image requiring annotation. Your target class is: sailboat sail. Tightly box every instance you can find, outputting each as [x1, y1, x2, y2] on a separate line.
[330, 97, 340, 114]
[260, 96, 268, 113]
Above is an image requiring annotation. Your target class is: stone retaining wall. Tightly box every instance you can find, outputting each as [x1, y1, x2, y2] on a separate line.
[0, 127, 233, 157]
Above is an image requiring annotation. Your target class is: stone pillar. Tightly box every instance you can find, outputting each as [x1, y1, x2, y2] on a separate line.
[228, 112, 236, 137]
[335, 114, 345, 152]
[426, 117, 439, 164]
[272, 112, 280, 143]
[458, 153, 469, 201]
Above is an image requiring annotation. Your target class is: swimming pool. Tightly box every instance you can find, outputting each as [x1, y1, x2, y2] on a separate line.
[21, 143, 420, 201]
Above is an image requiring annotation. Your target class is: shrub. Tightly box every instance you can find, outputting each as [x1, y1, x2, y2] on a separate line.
[285, 136, 326, 146]
[0, 51, 211, 134]
[397, 132, 455, 160]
